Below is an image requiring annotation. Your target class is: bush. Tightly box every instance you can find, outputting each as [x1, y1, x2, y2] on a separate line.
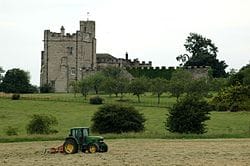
[166, 95, 212, 134]
[40, 83, 54, 93]
[91, 104, 146, 134]
[5, 126, 18, 136]
[12, 94, 20, 100]
[89, 96, 103, 105]
[26, 114, 58, 134]
[211, 84, 250, 112]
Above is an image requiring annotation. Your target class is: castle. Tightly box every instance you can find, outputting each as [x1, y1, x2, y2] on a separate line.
[40, 20, 151, 92]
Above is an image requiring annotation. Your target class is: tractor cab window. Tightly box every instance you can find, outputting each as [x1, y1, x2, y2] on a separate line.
[70, 129, 76, 137]
[83, 128, 89, 136]
[76, 129, 83, 138]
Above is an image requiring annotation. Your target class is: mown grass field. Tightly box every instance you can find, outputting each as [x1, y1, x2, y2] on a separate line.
[0, 93, 250, 142]
[1, 139, 250, 166]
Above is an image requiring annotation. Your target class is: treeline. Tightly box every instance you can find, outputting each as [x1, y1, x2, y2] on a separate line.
[46, 64, 249, 112]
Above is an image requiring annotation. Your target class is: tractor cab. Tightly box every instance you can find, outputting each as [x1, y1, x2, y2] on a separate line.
[63, 127, 108, 154]
[69, 127, 89, 137]
[69, 127, 89, 145]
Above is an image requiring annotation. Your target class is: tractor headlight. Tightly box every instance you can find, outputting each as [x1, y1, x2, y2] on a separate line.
[99, 138, 104, 142]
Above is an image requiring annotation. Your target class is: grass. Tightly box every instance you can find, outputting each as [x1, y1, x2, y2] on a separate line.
[0, 93, 250, 142]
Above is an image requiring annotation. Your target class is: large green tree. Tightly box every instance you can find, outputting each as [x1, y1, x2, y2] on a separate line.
[177, 33, 228, 78]
[0, 68, 32, 93]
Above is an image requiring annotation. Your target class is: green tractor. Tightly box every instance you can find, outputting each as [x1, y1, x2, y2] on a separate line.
[63, 127, 108, 154]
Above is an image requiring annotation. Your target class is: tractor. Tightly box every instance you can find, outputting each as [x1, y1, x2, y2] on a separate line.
[63, 127, 108, 154]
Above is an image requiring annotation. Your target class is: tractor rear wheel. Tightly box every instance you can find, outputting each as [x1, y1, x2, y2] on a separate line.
[63, 139, 78, 154]
[88, 144, 98, 153]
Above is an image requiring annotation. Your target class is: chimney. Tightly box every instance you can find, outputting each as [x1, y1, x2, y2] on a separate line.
[125, 52, 128, 60]
[60, 26, 65, 36]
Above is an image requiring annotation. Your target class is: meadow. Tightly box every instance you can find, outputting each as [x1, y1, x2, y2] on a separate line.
[0, 93, 250, 142]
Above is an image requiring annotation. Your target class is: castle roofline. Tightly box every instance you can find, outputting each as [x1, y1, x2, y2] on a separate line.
[96, 53, 117, 60]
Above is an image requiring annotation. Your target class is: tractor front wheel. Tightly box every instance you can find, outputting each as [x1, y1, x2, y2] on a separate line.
[63, 139, 78, 154]
[88, 144, 98, 153]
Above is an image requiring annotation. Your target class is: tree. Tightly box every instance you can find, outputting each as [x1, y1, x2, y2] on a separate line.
[179, 33, 228, 78]
[87, 72, 105, 94]
[212, 84, 250, 112]
[176, 54, 189, 66]
[150, 78, 168, 104]
[209, 77, 228, 92]
[0, 68, 33, 93]
[185, 78, 210, 98]
[101, 67, 131, 98]
[102, 77, 128, 98]
[70, 81, 80, 97]
[167, 69, 192, 100]
[166, 95, 211, 134]
[129, 77, 148, 103]
[0, 66, 4, 83]
[79, 79, 91, 100]
[102, 78, 116, 97]
[229, 63, 250, 86]
[114, 77, 129, 99]
[91, 104, 146, 133]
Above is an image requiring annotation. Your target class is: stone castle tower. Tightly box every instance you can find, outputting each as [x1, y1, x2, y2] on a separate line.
[40, 20, 96, 92]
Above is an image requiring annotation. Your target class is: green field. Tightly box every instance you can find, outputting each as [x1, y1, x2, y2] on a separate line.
[0, 93, 250, 142]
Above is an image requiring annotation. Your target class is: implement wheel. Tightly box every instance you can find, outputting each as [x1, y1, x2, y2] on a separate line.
[63, 139, 78, 154]
[88, 144, 98, 153]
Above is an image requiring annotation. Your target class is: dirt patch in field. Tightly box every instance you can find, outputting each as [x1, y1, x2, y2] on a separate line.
[0, 139, 250, 166]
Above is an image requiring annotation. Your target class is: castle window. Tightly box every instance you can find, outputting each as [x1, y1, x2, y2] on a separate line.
[71, 67, 76, 75]
[84, 27, 87, 32]
[67, 47, 73, 55]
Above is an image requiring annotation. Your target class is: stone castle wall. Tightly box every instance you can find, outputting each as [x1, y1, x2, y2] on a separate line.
[40, 21, 96, 92]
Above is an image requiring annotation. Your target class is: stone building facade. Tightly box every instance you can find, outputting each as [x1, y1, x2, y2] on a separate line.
[184, 66, 210, 79]
[40, 20, 96, 92]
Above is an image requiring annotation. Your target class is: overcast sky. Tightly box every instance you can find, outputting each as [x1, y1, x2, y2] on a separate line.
[0, 0, 250, 85]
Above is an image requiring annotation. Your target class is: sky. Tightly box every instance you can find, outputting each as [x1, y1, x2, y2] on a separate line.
[0, 0, 250, 85]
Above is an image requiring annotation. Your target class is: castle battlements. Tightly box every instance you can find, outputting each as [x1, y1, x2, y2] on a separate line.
[44, 23, 95, 42]
[44, 30, 77, 41]
[127, 65, 210, 70]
